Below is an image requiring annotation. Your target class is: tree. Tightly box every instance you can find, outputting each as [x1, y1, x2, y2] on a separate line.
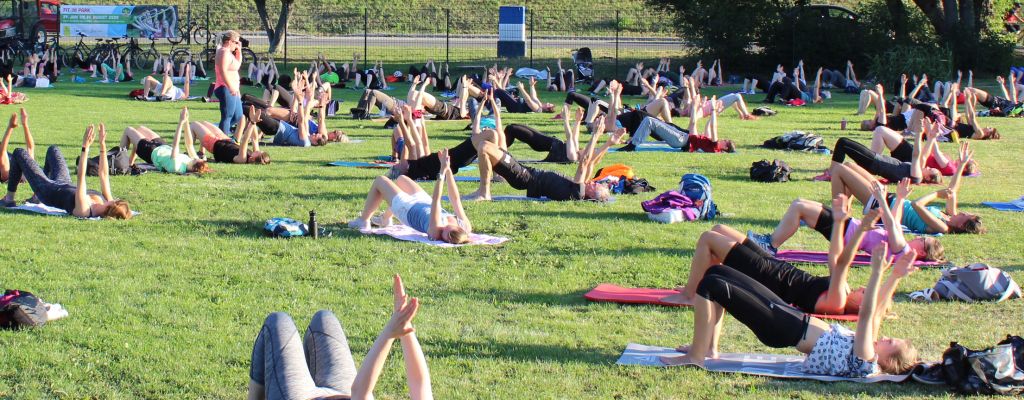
[908, 0, 989, 67]
[254, 0, 295, 54]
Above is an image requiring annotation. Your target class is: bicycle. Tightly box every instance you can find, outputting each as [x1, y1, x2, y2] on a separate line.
[87, 37, 126, 65]
[122, 35, 160, 68]
[60, 33, 94, 68]
[174, 45, 256, 71]
[167, 18, 210, 46]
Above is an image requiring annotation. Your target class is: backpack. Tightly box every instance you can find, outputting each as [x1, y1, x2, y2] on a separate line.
[0, 290, 48, 329]
[128, 89, 144, 98]
[81, 146, 133, 176]
[264, 218, 310, 238]
[750, 159, 792, 182]
[941, 335, 1024, 395]
[933, 264, 1022, 302]
[592, 164, 635, 182]
[677, 173, 718, 220]
[762, 131, 827, 152]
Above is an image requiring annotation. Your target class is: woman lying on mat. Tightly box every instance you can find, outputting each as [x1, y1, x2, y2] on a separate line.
[667, 76, 758, 120]
[386, 97, 496, 180]
[661, 242, 920, 377]
[965, 75, 1024, 116]
[830, 143, 982, 234]
[139, 62, 192, 101]
[1, 109, 35, 184]
[868, 125, 979, 177]
[249, 93, 346, 147]
[120, 108, 209, 174]
[466, 111, 624, 202]
[501, 104, 583, 164]
[348, 149, 472, 244]
[609, 82, 735, 153]
[662, 197, 875, 316]
[545, 59, 575, 92]
[830, 111, 940, 184]
[462, 76, 555, 113]
[248, 275, 433, 400]
[2, 125, 132, 219]
[189, 113, 270, 165]
[747, 179, 944, 261]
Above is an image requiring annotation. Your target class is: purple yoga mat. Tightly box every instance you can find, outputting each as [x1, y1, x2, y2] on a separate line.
[775, 250, 943, 267]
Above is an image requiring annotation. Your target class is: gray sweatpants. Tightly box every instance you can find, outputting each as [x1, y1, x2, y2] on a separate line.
[250, 310, 358, 400]
[629, 116, 689, 148]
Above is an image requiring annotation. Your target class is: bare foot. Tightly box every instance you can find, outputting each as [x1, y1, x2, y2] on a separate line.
[660, 292, 694, 306]
[741, 114, 759, 121]
[462, 191, 492, 202]
[659, 354, 704, 368]
[673, 344, 720, 359]
[347, 218, 370, 230]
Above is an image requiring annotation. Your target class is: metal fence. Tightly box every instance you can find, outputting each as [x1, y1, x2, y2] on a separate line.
[191, 4, 685, 77]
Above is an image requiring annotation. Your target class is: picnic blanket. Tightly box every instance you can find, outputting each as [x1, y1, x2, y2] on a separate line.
[775, 250, 944, 267]
[584, 284, 858, 321]
[356, 224, 507, 247]
[616, 343, 915, 383]
[4, 202, 140, 220]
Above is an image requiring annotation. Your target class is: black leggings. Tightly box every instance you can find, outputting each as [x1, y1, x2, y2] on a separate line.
[696, 265, 809, 349]
[7, 146, 80, 213]
[831, 137, 911, 181]
[764, 77, 802, 103]
[564, 92, 608, 114]
[504, 124, 568, 162]
[241, 94, 285, 135]
[504, 124, 559, 152]
[493, 88, 531, 113]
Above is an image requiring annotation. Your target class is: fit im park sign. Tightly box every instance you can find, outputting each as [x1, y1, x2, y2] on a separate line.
[60, 5, 179, 38]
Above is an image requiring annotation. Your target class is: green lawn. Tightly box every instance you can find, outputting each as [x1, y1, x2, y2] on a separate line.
[0, 71, 1022, 399]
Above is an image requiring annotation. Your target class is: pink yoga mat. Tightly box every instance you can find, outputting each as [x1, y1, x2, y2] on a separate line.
[775, 250, 942, 267]
[584, 284, 859, 321]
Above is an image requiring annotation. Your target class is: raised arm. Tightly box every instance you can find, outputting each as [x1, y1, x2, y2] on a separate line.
[74, 126, 96, 217]
[853, 243, 892, 362]
[350, 276, 422, 400]
[870, 181, 909, 250]
[823, 196, 876, 313]
[171, 108, 188, 159]
[907, 75, 926, 100]
[97, 124, 114, 201]
[441, 150, 471, 233]
[395, 276, 433, 400]
[998, 75, 1010, 100]
[428, 153, 447, 236]
[574, 117, 606, 184]
[911, 190, 948, 233]
[19, 108, 33, 158]
[873, 250, 919, 333]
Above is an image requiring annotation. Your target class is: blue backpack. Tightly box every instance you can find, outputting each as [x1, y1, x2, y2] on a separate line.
[264, 218, 309, 238]
[678, 173, 718, 220]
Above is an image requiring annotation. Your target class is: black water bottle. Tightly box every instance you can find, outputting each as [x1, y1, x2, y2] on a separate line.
[309, 210, 319, 239]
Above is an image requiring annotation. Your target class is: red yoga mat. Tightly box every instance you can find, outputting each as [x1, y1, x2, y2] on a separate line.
[584, 284, 859, 321]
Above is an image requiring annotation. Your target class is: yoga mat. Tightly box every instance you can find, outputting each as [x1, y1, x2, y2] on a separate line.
[616, 343, 915, 383]
[442, 195, 551, 202]
[775, 250, 943, 267]
[982, 197, 1024, 212]
[609, 144, 680, 153]
[418, 176, 480, 182]
[261, 139, 365, 146]
[356, 224, 508, 247]
[584, 284, 859, 321]
[326, 161, 396, 168]
[4, 202, 141, 220]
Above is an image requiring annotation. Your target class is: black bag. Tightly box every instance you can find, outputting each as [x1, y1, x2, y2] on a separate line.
[82, 146, 132, 176]
[941, 335, 1024, 395]
[0, 290, 47, 329]
[750, 159, 791, 182]
[622, 178, 656, 195]
[752, 106, 777, 116]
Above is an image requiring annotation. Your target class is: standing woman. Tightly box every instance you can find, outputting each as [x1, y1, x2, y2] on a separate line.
[214, 31, 244, 135]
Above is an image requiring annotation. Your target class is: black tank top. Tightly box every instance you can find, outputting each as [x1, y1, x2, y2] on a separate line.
[212, 139, 240, 163]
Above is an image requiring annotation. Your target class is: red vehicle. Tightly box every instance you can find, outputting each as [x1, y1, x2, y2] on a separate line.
[0, 0, 60, 45]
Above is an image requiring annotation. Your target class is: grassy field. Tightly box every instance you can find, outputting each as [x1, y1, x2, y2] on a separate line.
[0, 70, 1022, 399]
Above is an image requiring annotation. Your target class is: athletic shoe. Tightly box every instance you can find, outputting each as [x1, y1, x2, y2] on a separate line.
[0, 199, 15, 208]
[616, 143, 636, 152]
[746, 230, 777, 256]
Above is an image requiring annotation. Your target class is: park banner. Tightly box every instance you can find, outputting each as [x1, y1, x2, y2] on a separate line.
[60, 5, 178, 38]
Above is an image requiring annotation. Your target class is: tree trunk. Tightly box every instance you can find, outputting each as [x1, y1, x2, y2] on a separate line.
[885, 0, 909, 42]
[254, 0, 294, 54]
[912, 0, 949, 35]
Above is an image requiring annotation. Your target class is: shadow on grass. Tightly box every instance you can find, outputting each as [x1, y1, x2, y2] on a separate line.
[421, 286, 590, 308]
[423, 338, 616, 366]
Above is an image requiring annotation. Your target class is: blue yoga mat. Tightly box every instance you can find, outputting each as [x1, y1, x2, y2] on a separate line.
[442, 195, 551, 202]
[609, 145, 680, 153]
[983, 201, 1024, 212]
[326, 161, 394, 168]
